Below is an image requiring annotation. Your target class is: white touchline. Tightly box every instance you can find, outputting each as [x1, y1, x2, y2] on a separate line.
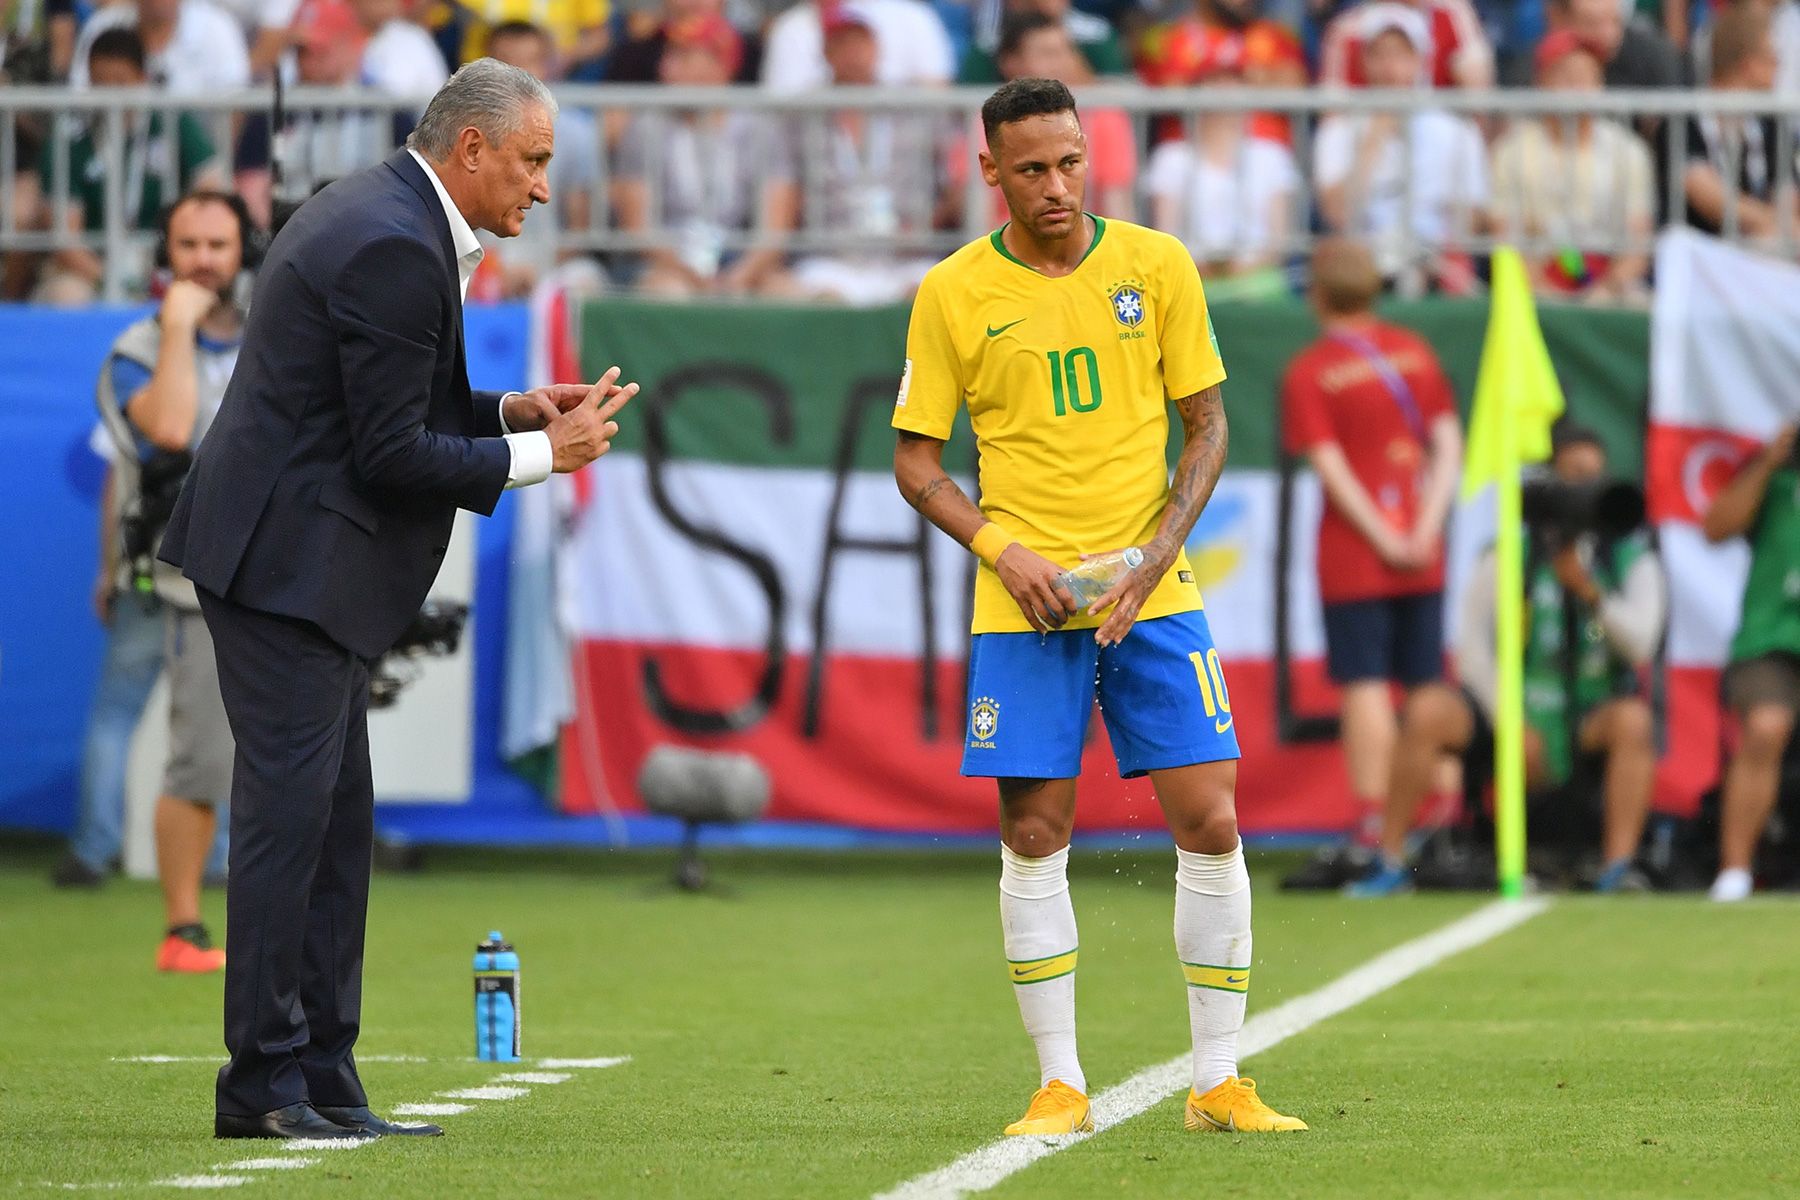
[393, 1103, 471, 1117]
[875, 897, 1552, 1200]
[278, 1138, 374, 1153]
[536, 1057, 631, 1069]
[215, 1160, 317, 1172]
[439, 1086, 530, 1101]
[155, 1177, 251, 1190]
[494, 1072, 571, 1085]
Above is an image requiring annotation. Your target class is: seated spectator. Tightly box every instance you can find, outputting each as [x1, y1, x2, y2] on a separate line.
[1489, 30, 1654, 303]
[1688, 0, 1800, 91]
[785, 3, 949, 303]
[1683, 2, 1799, 240]
[761, 0, 953, 92]
[1136, 0, 1307, 144]
[209, 0, 303, 78]
[605, 0, 761, 82]
[233, 2, 405, 228]
[456, 0, 609, 69]
[959, 0, 1127, 82]
[1313, 5, 1488, 291]
[70, 0, 251, 92]
[478, 18, 607, 296]
[1351, 425, 1666, 897]
[1318, 0, 1494, 87]
[353, 0, 450, 94]
[948, 14, 1135, 222]
[1548, 0, 1686, 88]
[28, 27, 225, 302]
[613, 14, 795, 296]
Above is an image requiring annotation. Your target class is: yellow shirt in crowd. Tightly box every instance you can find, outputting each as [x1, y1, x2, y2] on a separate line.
[457, 0, 608, 61]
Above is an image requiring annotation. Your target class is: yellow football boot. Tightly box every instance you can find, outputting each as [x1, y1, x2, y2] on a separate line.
[1184, 1077, 1308, 1133]
[1003, 1080, 1094, 1136]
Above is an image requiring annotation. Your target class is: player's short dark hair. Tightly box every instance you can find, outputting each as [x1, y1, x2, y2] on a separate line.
[981, 77, 1078, 147]
[89, 27, 146, 74]
[997, 12, 1060, 63]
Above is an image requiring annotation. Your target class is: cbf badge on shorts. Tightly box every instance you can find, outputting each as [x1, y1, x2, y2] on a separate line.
[969, 695, 1001, 750]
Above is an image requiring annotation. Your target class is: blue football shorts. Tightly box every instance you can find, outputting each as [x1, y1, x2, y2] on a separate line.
[961, 609, 1242, 779]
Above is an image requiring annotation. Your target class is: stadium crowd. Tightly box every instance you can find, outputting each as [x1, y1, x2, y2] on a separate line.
[3, 0, 1800, 303]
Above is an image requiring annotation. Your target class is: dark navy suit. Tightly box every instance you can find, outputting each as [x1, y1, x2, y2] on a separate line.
[161, 150, 512, 1117]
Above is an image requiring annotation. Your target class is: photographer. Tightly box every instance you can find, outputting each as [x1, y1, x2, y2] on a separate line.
[1352, 425, 1667, 895]
[95, 190, 249, 972]
[1702, 423, 1800, 902]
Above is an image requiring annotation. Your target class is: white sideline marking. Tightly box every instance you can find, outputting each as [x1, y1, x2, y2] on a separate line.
[439, 1086, 530, 1101]
[876, 897, 1552, 1200]
[216, 1160, 316, 1172]
[155, 1177, 250, 1190]
[537, 1056, 631, 1069]
[278, 1138, 373, 1152]
[393, 1103, 470, 1117]
[495, 1071, 571, 1084]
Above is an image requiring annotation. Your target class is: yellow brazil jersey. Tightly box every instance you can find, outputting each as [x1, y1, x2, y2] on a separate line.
[459, 0, 609, 61]
[894, 216, 1227, 635]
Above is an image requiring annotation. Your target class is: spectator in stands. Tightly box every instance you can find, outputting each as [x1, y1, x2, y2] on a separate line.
[233, 2, 403, 229]
[70, 0, 251, 91]
[785, 3, 949, 303]
[606, 0, 762, 82]
[210, 0, 303, 78]
[1703, 422, 1800, 902]
[479, 19, 607, 295]
[353, 0, 450, 94]
[455, 0, 609, 69]
[94, 189, 252, 968]
[27, 27, 225, 302]
[949, 14, 1134, 222]
[1143, 40, 1298, 294]
[1318, 0, 1494, 87]
[1684, 3, 1800, 240]
[1313, 5, 1488, 291]
[1689, 0, 1800, 93]
[1548, 0, 1686, 89]
[1489, 30, 1654, 303]
[614, 15, 795, 295]
[1281, 238, 1462, 865]
[1136, 0, 1307, 144]
[761, 0, 953, 92]
[40, 0, 87, 79]
[959, 0, 1127, 82]
[1352, 424, 1666, 896]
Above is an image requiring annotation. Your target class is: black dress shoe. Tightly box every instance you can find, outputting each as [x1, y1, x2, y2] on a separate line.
[50, 854, 106, 889]
[216, 1102, 374, 1140]
[316, 1105, 445, 1137]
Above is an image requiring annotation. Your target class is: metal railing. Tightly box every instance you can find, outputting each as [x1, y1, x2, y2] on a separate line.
[2, 83, 1795, 301]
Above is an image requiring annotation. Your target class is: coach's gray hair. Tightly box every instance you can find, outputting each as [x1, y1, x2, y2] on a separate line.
[407, 58, 558, 160]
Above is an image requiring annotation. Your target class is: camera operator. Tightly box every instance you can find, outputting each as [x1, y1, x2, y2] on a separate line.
[1702, 422, 1800, 902]
[1352, 424, 1667, 895]
[95, 190, 249, 972]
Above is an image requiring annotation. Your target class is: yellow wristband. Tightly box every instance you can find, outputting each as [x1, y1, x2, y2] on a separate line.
[970, 523, 1014, 568]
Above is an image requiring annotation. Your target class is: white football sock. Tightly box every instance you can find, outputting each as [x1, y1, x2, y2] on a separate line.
[1175, 840, 1252, 1094]
[999, 843, 1085, 1094]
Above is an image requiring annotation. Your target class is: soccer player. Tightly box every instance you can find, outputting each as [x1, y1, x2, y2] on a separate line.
[892, 78, 1305, 1136]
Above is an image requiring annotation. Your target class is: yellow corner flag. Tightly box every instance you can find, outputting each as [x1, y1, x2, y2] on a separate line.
[1463, 248, 1565, 899]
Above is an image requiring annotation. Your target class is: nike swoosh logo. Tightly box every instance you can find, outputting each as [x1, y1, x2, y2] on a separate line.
[1012, 967, 1034, 978]
[1215, 717, 1233, 734]
[1198, 1108, 1235, 1132]
[1225, 975, 1247, 985]
[986, 319, 1027, 338]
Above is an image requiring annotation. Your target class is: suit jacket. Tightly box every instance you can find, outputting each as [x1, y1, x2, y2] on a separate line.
[161, 150, 512, 659]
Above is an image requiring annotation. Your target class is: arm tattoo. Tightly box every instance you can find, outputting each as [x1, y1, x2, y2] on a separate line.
[1159, 384, 1229, 549]
[914, 475, 964, 508]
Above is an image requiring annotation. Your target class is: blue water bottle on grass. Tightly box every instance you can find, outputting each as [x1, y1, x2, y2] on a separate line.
[474, 931, 521, 1062]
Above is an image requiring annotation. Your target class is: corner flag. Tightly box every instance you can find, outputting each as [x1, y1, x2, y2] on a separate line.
[1463, 248, 1565, 899]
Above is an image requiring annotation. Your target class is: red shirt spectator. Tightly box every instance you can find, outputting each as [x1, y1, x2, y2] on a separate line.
[1318, 0, 1494, 88]
[1282, 301, 1459, 603]
[1137, 0, 1306, 143]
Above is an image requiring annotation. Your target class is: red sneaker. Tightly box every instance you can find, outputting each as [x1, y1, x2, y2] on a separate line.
[157, 926, 225, 973]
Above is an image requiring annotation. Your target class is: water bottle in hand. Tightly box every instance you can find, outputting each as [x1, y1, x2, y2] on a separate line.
[1056, 547, 1145, 610]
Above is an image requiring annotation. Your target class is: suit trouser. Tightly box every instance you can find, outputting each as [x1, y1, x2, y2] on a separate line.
[199, 587, 374, 1117]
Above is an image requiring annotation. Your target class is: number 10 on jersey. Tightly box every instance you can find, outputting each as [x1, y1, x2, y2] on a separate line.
[1048, 347, 1102, 416]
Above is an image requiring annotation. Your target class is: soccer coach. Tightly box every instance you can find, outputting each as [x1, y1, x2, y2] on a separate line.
[159, 59, 633, 1141]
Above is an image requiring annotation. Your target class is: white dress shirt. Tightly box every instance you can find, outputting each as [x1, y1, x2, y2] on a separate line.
[408, 149, 552, 490]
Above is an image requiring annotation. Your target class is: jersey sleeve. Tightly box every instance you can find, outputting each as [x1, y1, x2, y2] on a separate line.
[891, 269, 963, 440]
[1156, 239, 1227, 400]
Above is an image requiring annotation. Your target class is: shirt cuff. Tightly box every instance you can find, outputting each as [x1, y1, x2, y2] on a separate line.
[503, 430, 554, 490]
[497, 391, 523, 434]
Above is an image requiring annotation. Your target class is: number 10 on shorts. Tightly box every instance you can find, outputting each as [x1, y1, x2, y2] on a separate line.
[1189, 648, 1231, 718]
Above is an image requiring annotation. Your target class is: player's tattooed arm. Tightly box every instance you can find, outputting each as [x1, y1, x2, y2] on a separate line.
[894, 430, 987, 546]
[1148, 384, 1229, 564]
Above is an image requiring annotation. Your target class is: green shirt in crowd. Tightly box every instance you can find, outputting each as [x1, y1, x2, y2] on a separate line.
[1729, 465, 1800, 665]
[38, 111, 216, 233]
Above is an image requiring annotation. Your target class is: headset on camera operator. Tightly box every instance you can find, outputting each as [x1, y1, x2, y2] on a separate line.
[1702, 422, 1800, 902]
[93, 188, 257, 972]
[1351, 422, 1668, 896]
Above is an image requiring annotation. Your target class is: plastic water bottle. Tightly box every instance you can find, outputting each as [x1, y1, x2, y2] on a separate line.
[474, 931, 521, 1062]
[1055, 547, 1145, 610]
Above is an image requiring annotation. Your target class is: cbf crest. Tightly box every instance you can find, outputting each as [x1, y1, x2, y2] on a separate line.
[969, 696, 1001, 749]
[1109, 280, 1145, 328]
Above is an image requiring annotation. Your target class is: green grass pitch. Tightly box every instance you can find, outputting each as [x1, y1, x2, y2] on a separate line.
[4, 844, 1797, 1197]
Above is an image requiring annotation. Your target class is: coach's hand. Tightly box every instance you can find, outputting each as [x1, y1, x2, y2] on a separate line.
[1083, 540, 1168, 648]
[995, 544, 1078, 633]
[504, 372, 636, 432]
[547, 367, 638, 474]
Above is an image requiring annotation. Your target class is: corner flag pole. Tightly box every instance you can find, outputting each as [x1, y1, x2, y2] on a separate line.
[1463, 247, 1564, 900]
